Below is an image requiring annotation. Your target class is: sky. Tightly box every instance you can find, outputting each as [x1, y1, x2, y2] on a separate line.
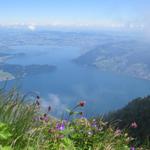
[0, 0, 150, 29]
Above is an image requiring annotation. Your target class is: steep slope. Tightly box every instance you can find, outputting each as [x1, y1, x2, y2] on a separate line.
[106, 96, 150, 142]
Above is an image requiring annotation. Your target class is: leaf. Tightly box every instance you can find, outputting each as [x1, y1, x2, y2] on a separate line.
[0, 123, 11, 140]
[0, 131, 11, 140]
[73, 111, 79, 115]
[0, 123, 7, 130]
[25, 147, 35, 150]
[1, 146, 12, 150]
[61, 137, 75, 149]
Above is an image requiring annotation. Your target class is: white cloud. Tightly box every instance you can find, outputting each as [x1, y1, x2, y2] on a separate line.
[28, 25, 36, 31]
[0, 21, 146, 31]
[42, 93, 66, 116]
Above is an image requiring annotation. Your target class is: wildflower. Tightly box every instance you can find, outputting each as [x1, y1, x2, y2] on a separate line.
[44, 117, 49, 122]
[40, 114, 49, 122]
[91, 119, 97, 128]
[131, 122, 138, 128]
[93, 119, 96, 122]
[56, 123, 65, 131]
[35, 100, 40, 106]
[40, 116, 44, 121]
[43, 114, 49, 122]
[88, 131, 92, 136]
[91, 122, 97, 128]
[130, 146, 135, 150]
[79, 101, 86, 107]
[36, 95, 40, 99]
[114, 129, 121, 137]
[48, 106, 51, 112]
[44, 113, 47, 117]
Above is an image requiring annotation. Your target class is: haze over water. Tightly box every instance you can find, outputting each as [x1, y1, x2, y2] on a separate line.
[4, 42, 150, 117]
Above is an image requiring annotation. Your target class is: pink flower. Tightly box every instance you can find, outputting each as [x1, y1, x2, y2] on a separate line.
[115, 129, 121, 136]
[79, 101, 86, 107]
[40, 114, 49, 122]
[131, 122, 138, 128]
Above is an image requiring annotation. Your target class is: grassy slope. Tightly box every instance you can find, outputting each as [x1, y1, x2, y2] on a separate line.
[0, 87, 148, 150]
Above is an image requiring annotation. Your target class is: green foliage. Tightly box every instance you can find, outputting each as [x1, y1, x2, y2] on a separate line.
[0, 122, 12, 150]
[0, 123, 11, 140]
[0, 87, 39, 149]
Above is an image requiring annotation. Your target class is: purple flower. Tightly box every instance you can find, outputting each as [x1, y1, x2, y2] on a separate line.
[91, 122, 97, 128]
[56, 123, 65, 131]
[43, 114, 49, 122]
[91, 119, 97, 128]
[130, 147, 135, 150]
[44, 116, 49, 122]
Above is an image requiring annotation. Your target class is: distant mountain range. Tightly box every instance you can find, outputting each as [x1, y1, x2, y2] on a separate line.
[0, 30, 150, 81]
[75, 40, 150, 80]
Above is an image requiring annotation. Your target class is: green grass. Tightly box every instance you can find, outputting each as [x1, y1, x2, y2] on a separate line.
[0, 87, 148, 150]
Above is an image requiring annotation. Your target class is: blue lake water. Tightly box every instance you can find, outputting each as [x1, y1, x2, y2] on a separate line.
[4, 45, 150, 117]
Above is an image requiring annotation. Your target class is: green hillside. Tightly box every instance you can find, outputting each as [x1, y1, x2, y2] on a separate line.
[106, 96, 150, 148]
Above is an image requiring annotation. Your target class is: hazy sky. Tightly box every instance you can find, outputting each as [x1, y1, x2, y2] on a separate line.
[0, 0, 150, 29]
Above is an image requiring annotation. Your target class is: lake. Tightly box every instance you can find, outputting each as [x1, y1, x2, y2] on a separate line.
[3, 45, 150, 117]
